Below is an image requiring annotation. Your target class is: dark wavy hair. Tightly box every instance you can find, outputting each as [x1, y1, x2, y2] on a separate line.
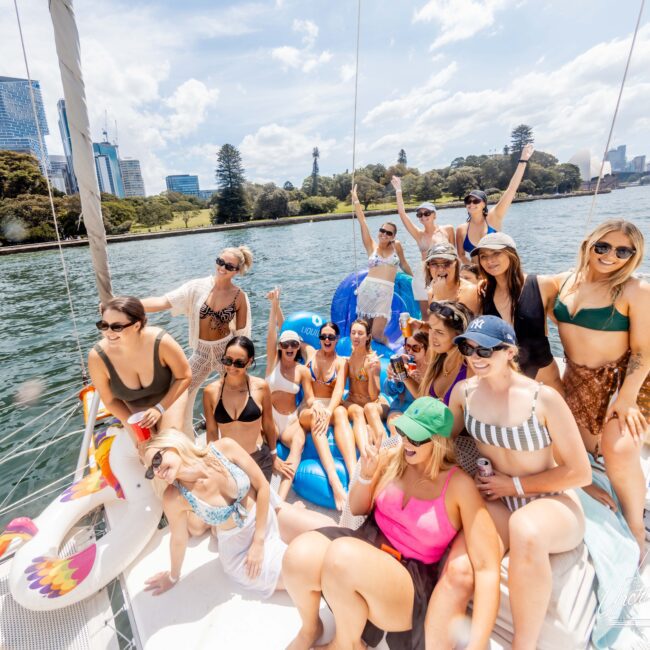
[225, 335, 256, 363]
[477, 247, 524, 322]
[319, 321, 340, 337]
[101, 296, 147, 328]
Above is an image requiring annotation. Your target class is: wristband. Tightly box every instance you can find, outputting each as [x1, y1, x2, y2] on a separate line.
[357, 474, 373, 485]
[269, 449, 277, 456]
[353, 200, 360, 205]
[168, 573, 179, 584]
[512, 476, 524, 496]
[396, 189, 402, 194]
[518, 159, 528, 165]
[154, 402, 165, 414]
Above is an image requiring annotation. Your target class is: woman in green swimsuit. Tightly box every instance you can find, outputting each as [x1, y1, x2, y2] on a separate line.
[551, 219, 650, 553]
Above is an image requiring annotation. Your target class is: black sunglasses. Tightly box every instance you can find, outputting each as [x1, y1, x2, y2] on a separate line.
[222, 356, 248, 368]
[279, 340, 300, 350]
[592, 241, 636, 260]
[378, 228, 395, 236]
[319, 333, 338, 342]
[464, 197, 482, 205]
[416, 210, 432, 218]
[429, 302, 462, 322]
[458, 341, 507, 358]
[145, 449, 165, 480]
[216, 257, 240, 272]
[96, 320, 136, 332]
[395, 427, 432, 447]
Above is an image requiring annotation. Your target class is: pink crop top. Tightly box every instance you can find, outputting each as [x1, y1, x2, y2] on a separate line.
[373, 467, 459, 564]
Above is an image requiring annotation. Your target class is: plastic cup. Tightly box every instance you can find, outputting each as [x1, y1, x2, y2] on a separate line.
[127, 411, 152, 442]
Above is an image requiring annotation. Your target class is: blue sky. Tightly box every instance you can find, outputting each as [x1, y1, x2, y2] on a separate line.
[1, 0, 649, 194]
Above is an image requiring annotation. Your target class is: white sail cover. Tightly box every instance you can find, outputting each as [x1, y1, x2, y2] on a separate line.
[49, 0, 113, 303]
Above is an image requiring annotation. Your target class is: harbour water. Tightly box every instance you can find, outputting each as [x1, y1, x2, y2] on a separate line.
[0, 185, 648, 524]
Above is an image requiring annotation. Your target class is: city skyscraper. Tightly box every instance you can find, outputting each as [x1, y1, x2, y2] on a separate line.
[93, 138, 125, 198]
[119, 158, 146, 197]
[50, 154, 74, 194]
[0, 76, 50, 174]
[605, 145, 626, 172]
[57, 99, 78, 193]
[166, 174, 200, 197]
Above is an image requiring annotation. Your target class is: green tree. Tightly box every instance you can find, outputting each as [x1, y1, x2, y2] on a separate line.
[400, 173, 419, 202]
[174, 200, 201, 228]
[310, 147, 320, 196]
[332, 173, 352, 201]
[446, 168, 479, 199]
[299, 195, 338, 215]
[397, 149, 407, 165]
[450, 156, 466, 169]
[361, 163, 388, 184]
[253, 184, 290, 219]
[510, 124, 534, 154]
[135, 198, 173, 228]
[0, 150, 48, 199]
[556, 163, 581, 193]
[529, 151, 558, 168]
[214, 144, 249, 224]
[353, 174, 383, 209]
[415, 172, 443, 202]
[283, 180, 295, 191]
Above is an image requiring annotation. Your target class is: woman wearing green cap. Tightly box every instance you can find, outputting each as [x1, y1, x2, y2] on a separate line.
[455, 143, 534, 264]
[426, 315, 590, 649]
[282, 397, 500, 650]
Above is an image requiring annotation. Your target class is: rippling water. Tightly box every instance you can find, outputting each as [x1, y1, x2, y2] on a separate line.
[1, 185, 648, 525]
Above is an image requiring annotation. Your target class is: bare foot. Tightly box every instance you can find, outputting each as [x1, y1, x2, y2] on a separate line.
[332, 481, 348, 511]
[286, 618, 324, 650]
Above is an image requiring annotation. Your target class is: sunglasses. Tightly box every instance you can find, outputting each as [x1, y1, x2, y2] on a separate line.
[416, 210, 432, 219]
[319, 333, 338, 342]
[96, 320, 136, 332]
[395, 427, 432, 447]
[216, 257, 240, 272]
[279, 340, 300, 350]
[458, 341, 507, 358]
[378, 228, 395, 237]
[404, 343, 423, 354]
[592, 241, 636, 260]
[464, 198, 482, 205]
[221, 356, 248, 368]
[145, 449, 165, 480]
[429, 302, 462, 322]
[427, 259, 453, 268]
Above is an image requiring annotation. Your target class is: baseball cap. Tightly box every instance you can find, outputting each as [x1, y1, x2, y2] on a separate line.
[393, 397, 454, 441]
[425, 242, 458, 263]
[464, 190, 488, 204]
[278, 330, 301, 344]
[416, 202, 437, 213]
[453, 315, 517, 348]
[469, 232, 517, 257]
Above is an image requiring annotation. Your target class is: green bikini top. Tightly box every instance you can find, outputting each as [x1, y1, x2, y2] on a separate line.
[553, 278, 629, 332]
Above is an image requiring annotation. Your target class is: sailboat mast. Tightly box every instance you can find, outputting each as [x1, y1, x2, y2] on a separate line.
[48, 0, 113, 304]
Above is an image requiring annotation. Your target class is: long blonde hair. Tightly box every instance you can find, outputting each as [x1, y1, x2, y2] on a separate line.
[570, 220, 644, 301]
[145, 429, 224, 474]
[373, 436, 456, 500]
[221, 245, 254, 275]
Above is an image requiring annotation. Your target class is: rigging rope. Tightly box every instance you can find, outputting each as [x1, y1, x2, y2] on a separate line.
[12, 0, 88, 382]
[585, 0, 646, 228]
[350, 0, 362, 287]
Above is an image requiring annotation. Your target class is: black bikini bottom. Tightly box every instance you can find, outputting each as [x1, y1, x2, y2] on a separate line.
[250, 443, 273, 482]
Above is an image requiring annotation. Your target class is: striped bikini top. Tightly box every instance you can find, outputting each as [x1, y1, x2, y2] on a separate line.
[463, 382, 551, 451]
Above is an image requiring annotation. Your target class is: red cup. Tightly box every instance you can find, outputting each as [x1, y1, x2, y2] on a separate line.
[127, 411, 152, 442]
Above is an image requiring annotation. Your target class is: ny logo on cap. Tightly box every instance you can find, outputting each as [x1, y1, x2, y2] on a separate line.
[472, 318, 485, 330]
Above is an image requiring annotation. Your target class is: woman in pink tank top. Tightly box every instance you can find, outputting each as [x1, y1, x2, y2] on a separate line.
[282, 397, 500, 650]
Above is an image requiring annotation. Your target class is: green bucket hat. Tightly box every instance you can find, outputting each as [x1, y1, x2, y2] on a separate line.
[393, 397, 454, 442]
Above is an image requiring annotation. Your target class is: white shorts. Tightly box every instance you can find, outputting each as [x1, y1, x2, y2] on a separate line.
[272, 406, 299, 438]
[411, 259, 428, 301]
[356, 276, 394, 320]
[216, 493, 287, 600]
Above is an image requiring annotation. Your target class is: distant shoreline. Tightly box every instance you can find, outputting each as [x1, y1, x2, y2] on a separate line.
[0, 189, 610, 256]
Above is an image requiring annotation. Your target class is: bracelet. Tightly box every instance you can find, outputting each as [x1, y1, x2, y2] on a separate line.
[512, 476, 525, 496]
[357, 474, 373, 485]
[269, 449, 277, 456]
[353, 200, 360, 205]
[154, 402, 165, 414]
[168, 573, 179, 584]
[518, 159, 528, 165]
[396, 189, 402, 194]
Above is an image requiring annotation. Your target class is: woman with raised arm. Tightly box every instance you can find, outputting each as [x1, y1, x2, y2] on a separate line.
[88, 296, 191, 445]
[425, 242, 479, 313]
[455, 143, 534, 263]
[141, 246, 252, 433]
[390, 175, 454, 317]
[142, 429, 334, 597]
[299, 321, 356, 511]
[203, 336, 291, 484]
[473, 232, 563, 393]
[283, 398, 500, 650]
[552, 219, 650, 552]
[264, 288, 313, 499]
[351, 184, 413, 344]
[426, 315, 591, 650]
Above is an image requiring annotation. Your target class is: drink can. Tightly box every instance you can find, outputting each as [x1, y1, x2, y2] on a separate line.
[399, 312, 412, 338]
[390, 354, 407, 381]
[476, 457, 494, 478]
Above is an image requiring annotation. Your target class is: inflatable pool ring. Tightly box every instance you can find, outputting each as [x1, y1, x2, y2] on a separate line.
[330, 270, 419, 347]
[0, 424, 161, 611]
[280, 311, 325, 348]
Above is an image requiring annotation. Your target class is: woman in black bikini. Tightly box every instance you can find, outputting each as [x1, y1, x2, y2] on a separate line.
[88, 296, 192, 445]
[142, 246, 253, 433]
[203, 336, 292, 483]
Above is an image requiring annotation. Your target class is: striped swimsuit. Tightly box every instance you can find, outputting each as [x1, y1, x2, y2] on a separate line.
[464, 383, 561, 512]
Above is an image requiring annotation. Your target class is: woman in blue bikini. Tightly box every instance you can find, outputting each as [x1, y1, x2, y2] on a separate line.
[455, 144, 534, 263]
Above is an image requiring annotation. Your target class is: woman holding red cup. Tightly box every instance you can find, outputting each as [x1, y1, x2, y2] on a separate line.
[88, 296, 192, 448]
